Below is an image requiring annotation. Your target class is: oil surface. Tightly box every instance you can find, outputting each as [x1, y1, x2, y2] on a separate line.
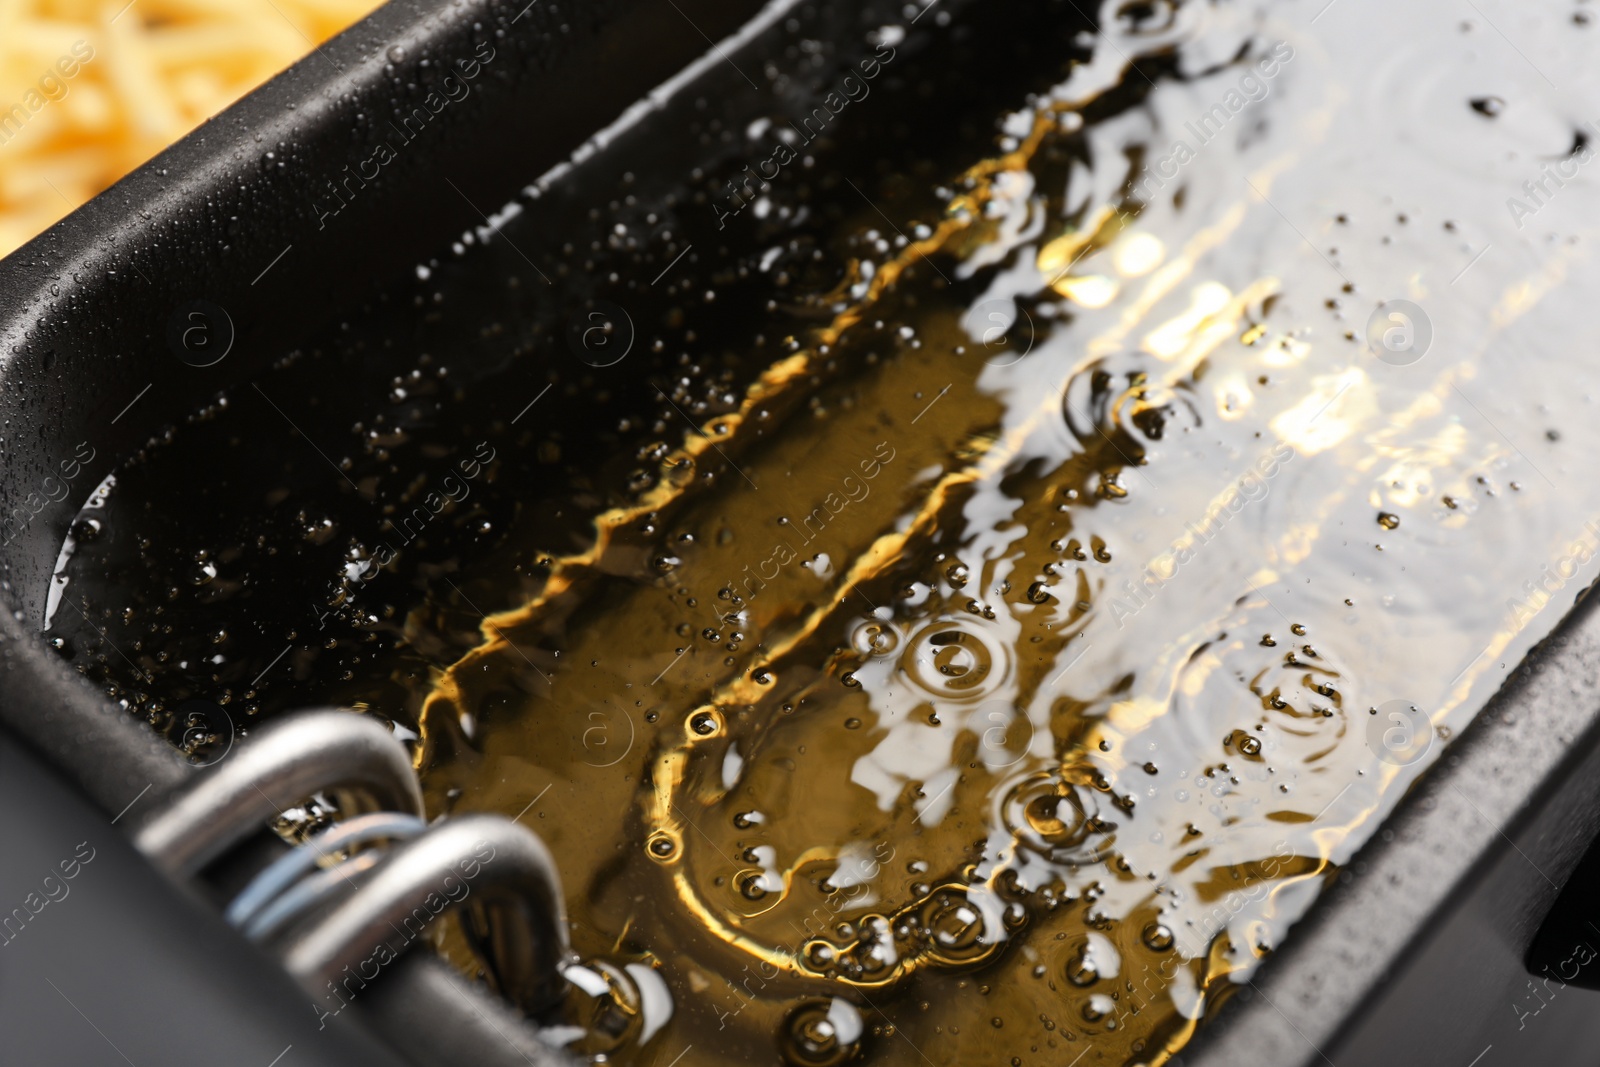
[45, 0, 1600, 1064]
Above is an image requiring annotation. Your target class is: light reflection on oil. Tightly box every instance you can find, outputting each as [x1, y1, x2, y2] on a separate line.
[412, 1, 1600, 1064]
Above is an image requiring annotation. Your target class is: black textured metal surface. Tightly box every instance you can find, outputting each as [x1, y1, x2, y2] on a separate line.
[1184, 594, 1600, 1066]
[0, 0, 769, 813]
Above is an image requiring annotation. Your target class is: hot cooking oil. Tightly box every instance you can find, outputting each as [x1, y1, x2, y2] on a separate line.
[42, 0, 1600, 1064]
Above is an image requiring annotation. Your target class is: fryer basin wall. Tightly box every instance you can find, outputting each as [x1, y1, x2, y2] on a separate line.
[1186, 594, 1600, 1066]
[0, 0, 780, 813]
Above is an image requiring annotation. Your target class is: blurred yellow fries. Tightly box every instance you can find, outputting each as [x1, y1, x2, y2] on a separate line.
[0, 0, 385, 258]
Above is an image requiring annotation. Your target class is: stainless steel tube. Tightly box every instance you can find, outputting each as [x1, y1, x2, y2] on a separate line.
[132, 708, 423, 878]
[279, 813, 571, 1016]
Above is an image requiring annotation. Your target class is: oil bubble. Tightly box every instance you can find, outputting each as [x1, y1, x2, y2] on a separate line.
[902, 621, 1010, 702]
[781, 999, 863, 1067]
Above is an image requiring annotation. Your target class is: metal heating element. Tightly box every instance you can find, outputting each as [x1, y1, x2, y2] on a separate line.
[128, 709, 582, 1067]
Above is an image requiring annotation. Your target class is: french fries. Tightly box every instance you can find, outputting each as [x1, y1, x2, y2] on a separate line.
[0, 0, 385, 257]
